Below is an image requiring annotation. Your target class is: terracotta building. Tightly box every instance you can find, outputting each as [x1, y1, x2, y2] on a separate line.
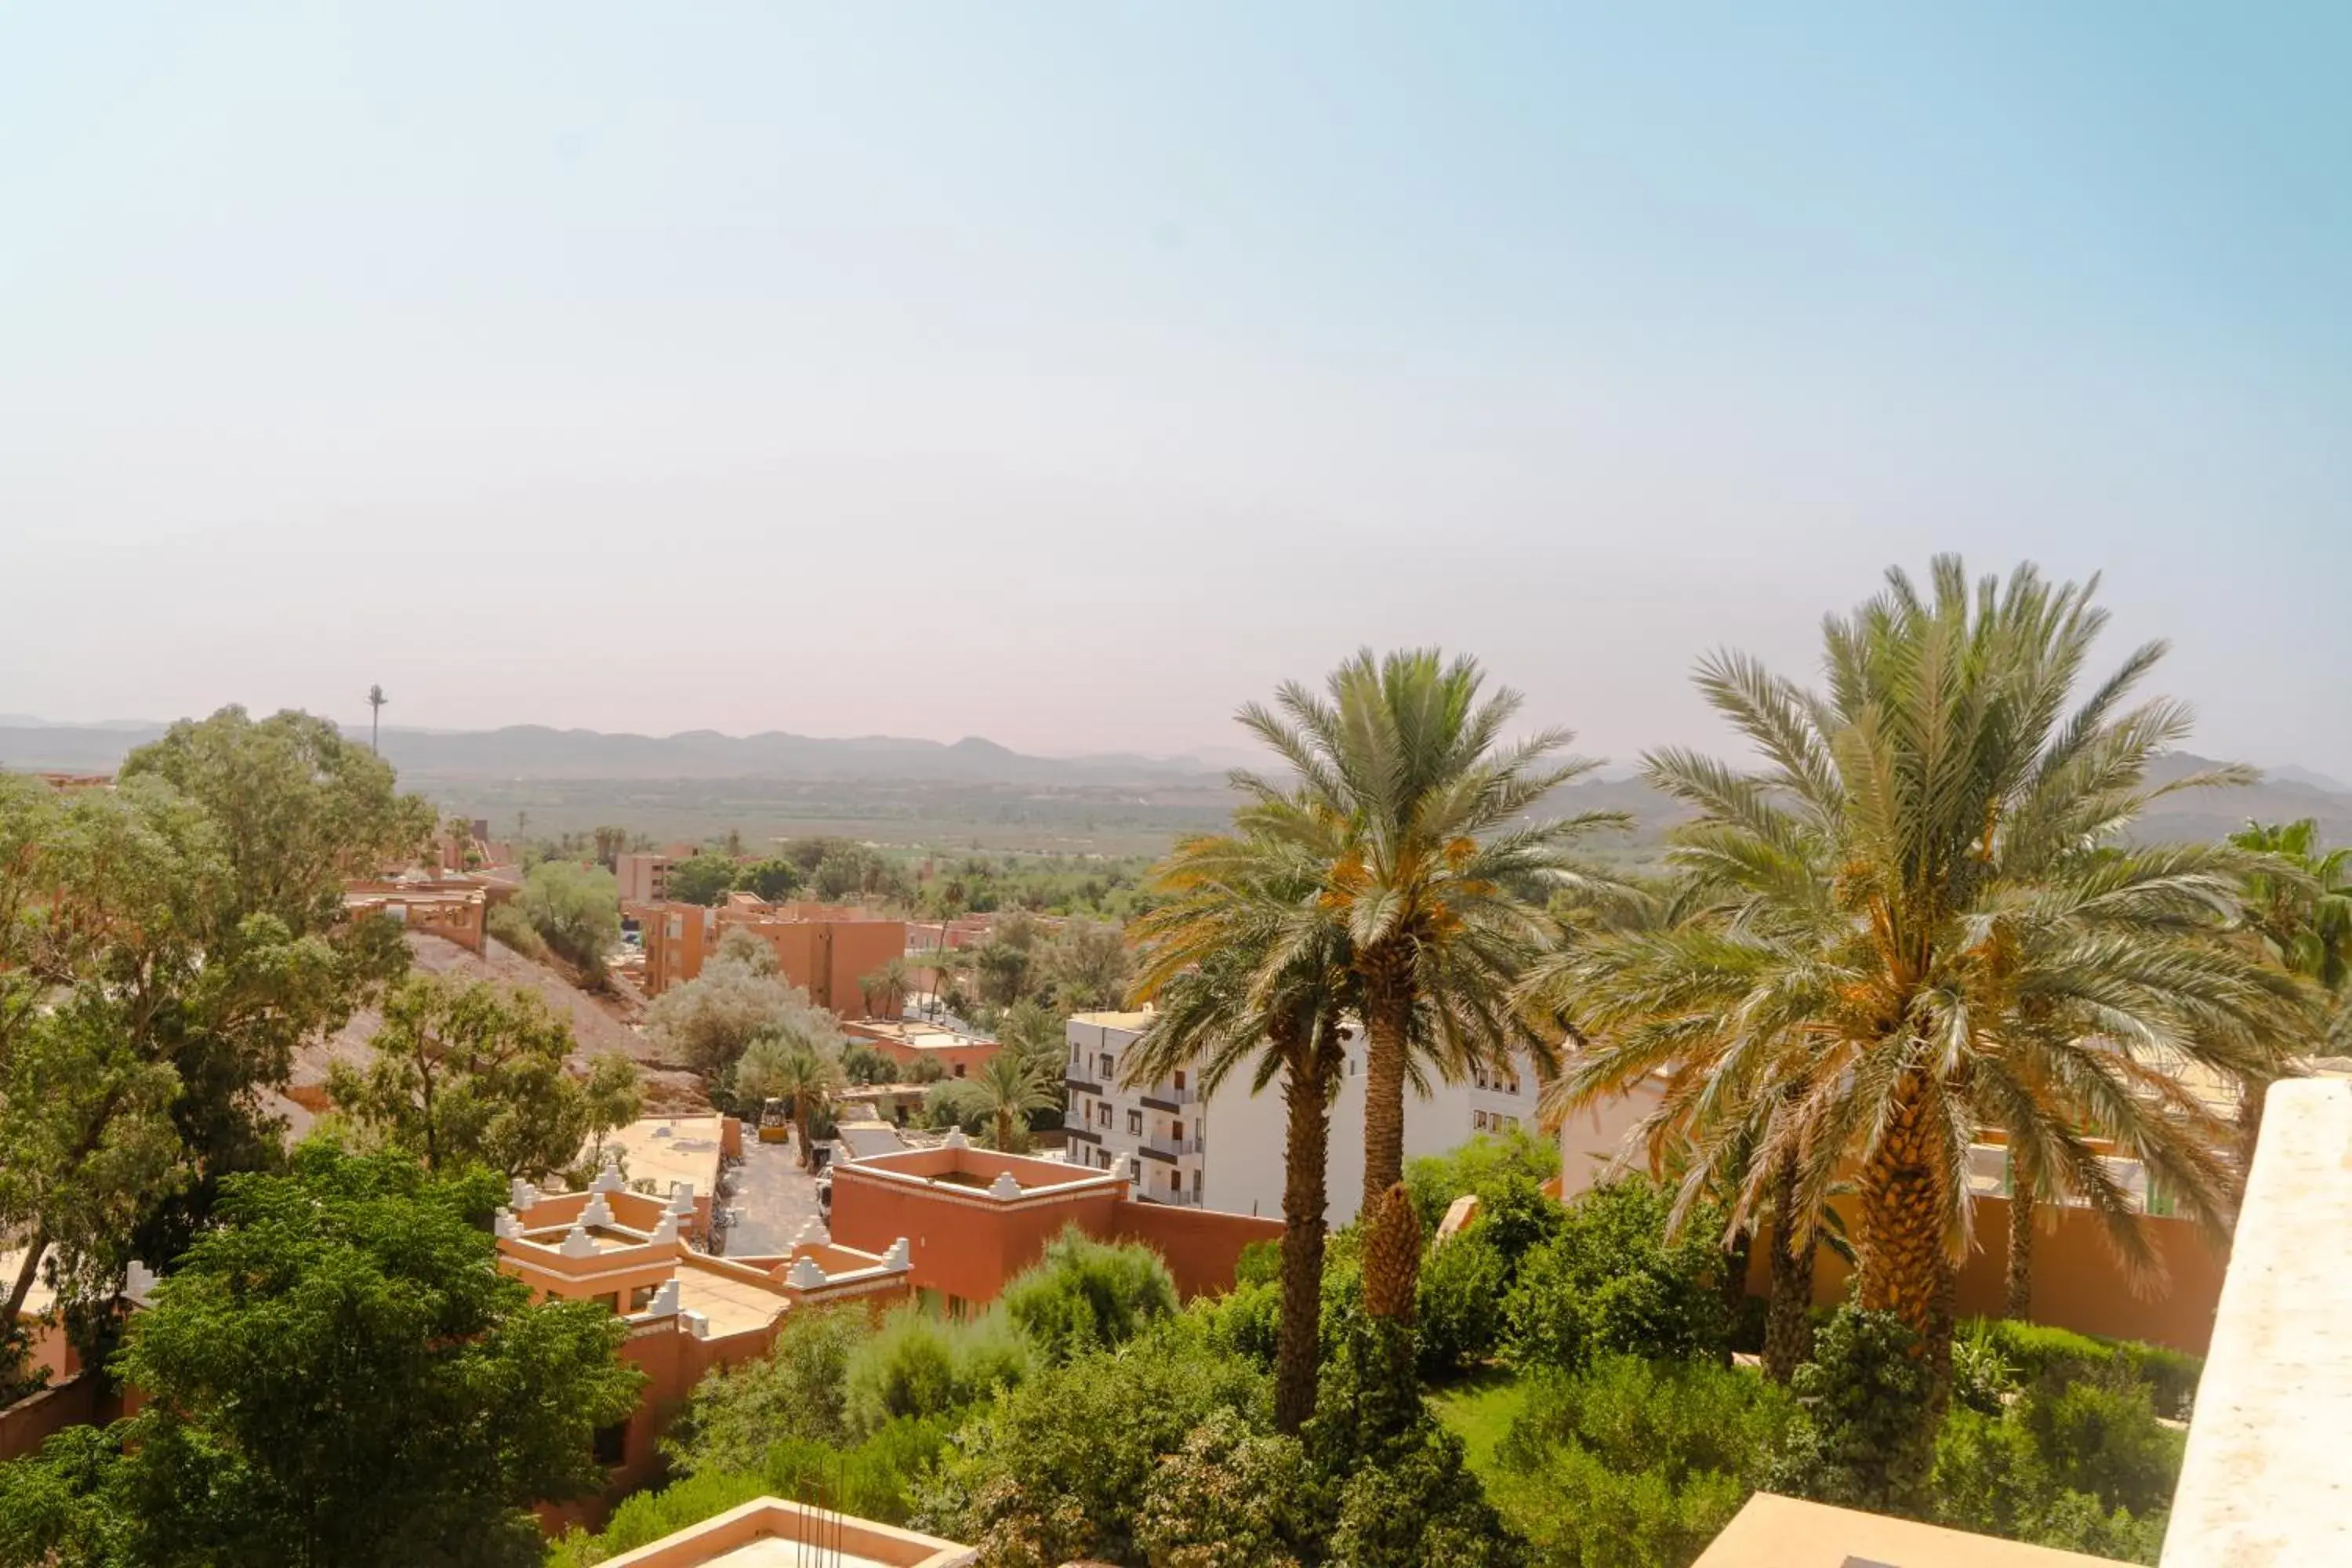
[827, 1134, 1281, 1316]
[842, 1018, 1000, 1080]
[641, 898, 908, 1014]
[341, 876, 489, 953]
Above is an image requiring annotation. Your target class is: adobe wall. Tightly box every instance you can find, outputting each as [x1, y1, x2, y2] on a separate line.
[1110, 1203, 1283, 1300]
[1744, 1193, 2230, 1355]
[0, 1373, 106, 1463]
[829, 1171, 1123, 1308]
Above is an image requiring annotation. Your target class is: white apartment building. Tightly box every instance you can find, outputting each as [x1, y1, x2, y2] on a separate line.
[1062, 1010, 1544, 1225]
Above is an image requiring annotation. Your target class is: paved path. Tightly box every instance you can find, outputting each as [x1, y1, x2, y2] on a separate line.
[718, 1133, 827, 1257]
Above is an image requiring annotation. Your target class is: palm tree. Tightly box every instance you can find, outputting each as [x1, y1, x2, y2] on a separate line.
[971, 1047, 1058, 1152]
[2228, 818, 2352, 1096]
[365, 684, 388, 752]
[860, 956, 913, 1018]
[1229, 648, 1624, 1318]
[738, 1034, 847, 1170]
[1537, 559, 2309, 1426]
[1126, 826, 1356, 1433]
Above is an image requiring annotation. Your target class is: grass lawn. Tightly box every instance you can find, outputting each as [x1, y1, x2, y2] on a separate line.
[1428, 1368, 1534, 1478]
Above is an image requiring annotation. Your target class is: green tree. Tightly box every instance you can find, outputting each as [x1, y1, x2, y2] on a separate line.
[0, 1147, 641, 1568]
[514, 860, 622, 985]
[2228, 817, 2352, 1105]
[644, 949, 830, 1077]
[1127, 823, 1356, 1433]
[0, 775, 381, 1336]
[735, 857, 804, 902]
[327, 973, 638, 1180]
[1542, 560, 2310, 1442]
[858, 956, 912, 1018]
[666, 854, 739, 908]
[998, 1229, 1178, 1365]
[1038, 920, 1131, 1011]
[1228, 649, 1621, 1323]
[590, 825, 628, 869]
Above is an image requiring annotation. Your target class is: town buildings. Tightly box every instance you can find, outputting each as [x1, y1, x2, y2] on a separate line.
[341, 874, 491, 953]
[841, 1018, 999, 1080]
[1061, 1009, 1544, 1223]
[641, 896, 906, 1012]
[614, 851, 674, 906]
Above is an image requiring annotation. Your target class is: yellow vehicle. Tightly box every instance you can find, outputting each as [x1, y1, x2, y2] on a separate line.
[757, 1096, 791, 1145]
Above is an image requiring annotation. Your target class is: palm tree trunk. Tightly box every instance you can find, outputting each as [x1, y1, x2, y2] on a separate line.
[1763, 1158, 1816, 1383]
[1856, 1072, 1957, 1414]
[1718, 1228, 1751, 1368]
[1359, 946, 1415, 1216]
[1274, 1042, 1336, 1435]
[2004, 1169, 2035, 1321]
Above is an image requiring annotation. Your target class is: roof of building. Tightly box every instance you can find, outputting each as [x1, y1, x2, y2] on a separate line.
[1693, 1494, 2122, 1566]
[850, 1019, 996, 1053]
[602, 1116, 730, 1197]
[592, 1497, 969, 1568]
[2161, 1074, 2352, 1566]
[1068, 1009, 1152, 1031]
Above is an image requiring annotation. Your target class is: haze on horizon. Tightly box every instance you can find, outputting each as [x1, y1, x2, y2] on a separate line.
[4, 5, 2347, 775]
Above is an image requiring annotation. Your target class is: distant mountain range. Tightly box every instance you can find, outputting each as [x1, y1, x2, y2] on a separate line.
[4, 719, 2347, 848]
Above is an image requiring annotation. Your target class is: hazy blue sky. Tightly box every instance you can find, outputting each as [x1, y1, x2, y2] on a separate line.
[4, 5, 2347, 772]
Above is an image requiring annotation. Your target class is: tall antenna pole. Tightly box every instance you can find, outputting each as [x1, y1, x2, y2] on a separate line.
[365, 684, 388, 753]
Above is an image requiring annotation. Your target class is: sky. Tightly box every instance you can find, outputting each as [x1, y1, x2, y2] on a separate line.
[3, 4, 2347, 773]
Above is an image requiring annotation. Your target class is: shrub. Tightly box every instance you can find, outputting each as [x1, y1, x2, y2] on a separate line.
[1416, 1230, 1510, 1379]
[912, 1320, 1268, 1566]
[1933, 1406, 2170, 1566]
[1494, 1436, 1746, 1568]
[1134, 1408, 1310, 1568]
[485, 902, 549, 962]
[1405, 1127, 1562, 1234]
[922, 1078, 991, 1134]
[546, 1470, 768, 1567]
[844, 1305, 1033, 1434]
[999, 1229, 1178, 1364]
[2017, 1380, 2183, 1517]
[1502, 1180, 1730, 1374]
[757, 1414, 949, 1526]
[1769, 1306, 1935, 1515]
[665, 1305, 869, 1472]
[1329, 1424, 1528, 1568]
[1980, 1319, 2202, 1419]
[1194, 1279, 1282, 1370]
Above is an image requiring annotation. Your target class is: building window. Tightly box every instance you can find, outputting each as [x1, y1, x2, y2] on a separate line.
[1472, 1110, 1488, 1132]
[1171, 1120, 1185, 1141]
[1098, 1052, 1114, 1079]
[592, 1422, 627, 1467]
[1173, 1069, 1186, 1091]
[953, 1064, 966, 1078]
[627, 1283, 658, 1312]
[1127, 1109, 1142, 1136]
[1096, 1102, 1112, 1129]
[1167, 1170, 1181, 1192]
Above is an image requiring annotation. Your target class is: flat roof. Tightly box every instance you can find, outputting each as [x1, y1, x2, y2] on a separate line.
[1695, 1494, 2121, 1566]
[593, 1497, 969, 1568]
[1068, 1010, 1152, 1030]
[673, 1265, 791, 1337]
[601, 1116, 728, 1196]
[706, 1544, 893, 1568]
[2161, 1076, 2352, 1566]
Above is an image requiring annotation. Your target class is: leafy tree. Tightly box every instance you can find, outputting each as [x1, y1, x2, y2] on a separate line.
[1414, 1229, 1509, 1378]
[839, 1040, 896, 1086]
[1037, 920, 1131, 1011]
[1539, 559, 2310, 1423]
[513, 860, 621, 984]
[921, 1078, 991, 1134]
[644, 950, 830, 1076]
[0, 775, 377, 1334]
[119, 706, 435, 936]
[1127, 821, 1356, 1432]
[972, 939, 1033, 1007]
[2228, 817, 2352, 1116]
[666, 854, 739, 908]
[664, 1305, 869, 1469]
[911, 1320, 1267, 1567]
[998, 1229, 1178, 1365]
[1403, 1127, 1563, 1234]
[327, 973, 637, 1180]
[0, 1147, 641, 1568]
[1224, 649, 1621, 1326]
[734, 857, 803, 902]
[1501, 1178, 1730, 1374]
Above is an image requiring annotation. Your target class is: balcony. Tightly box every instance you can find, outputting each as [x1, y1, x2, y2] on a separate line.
[1065, 1075, 1103, 1098]
[1141, 1134, 1204, 1161]
[1139, 1083, 1198, 1112]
